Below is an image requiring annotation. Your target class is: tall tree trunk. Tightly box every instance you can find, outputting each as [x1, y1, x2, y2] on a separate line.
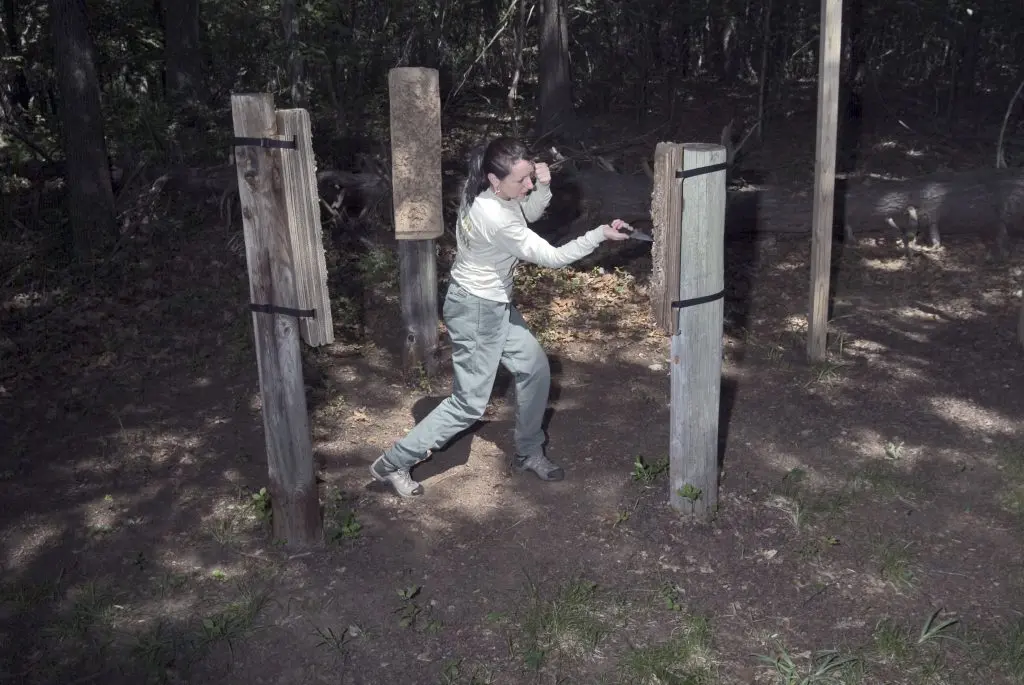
[163, 0, 202, 106]
[3, 0, 31, 111]
[51, 0, 116, 260]
[282, 0, 306, 107]
[537, 0, 574, 137]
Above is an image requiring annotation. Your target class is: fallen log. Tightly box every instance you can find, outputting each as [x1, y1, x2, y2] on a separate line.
[147, 160, 1024, 257]
[150, 164, 390, 208]
[550, 166, 1024, 254]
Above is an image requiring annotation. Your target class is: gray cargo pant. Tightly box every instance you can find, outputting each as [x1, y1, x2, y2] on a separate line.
[382, 280, 550, 470]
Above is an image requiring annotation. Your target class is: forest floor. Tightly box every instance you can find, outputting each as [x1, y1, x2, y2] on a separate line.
[3, 84, 1024, 685]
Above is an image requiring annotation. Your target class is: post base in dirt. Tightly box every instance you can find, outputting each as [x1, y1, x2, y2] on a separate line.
[667, 143, 727, 518]
[231, 92, 322, 548]
[398, 239, 440, 378]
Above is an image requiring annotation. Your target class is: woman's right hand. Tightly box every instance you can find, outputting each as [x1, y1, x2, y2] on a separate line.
[602, 219, 632, 241]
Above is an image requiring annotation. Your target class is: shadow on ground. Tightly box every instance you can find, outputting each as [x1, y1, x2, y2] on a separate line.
[2, 206, 1023, 684]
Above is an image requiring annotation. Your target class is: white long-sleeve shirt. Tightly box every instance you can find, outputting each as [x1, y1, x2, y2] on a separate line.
[449, 183, 606, 303]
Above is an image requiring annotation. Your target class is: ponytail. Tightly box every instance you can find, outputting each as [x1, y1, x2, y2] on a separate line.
[461, 143, 489, 210]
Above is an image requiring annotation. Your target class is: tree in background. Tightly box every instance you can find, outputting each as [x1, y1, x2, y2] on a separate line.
[50, 0, 115, 261]
[537, 0, 574, 137]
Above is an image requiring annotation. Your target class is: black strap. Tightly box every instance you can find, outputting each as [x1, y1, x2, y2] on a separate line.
[233, 136, 297, 150]
[250, 303, 316, 318]
[671, 288, 725, 310]
[676, 162, 728, 179]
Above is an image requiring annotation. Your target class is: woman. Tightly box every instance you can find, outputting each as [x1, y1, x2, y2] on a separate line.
[371, 136, 631, 497]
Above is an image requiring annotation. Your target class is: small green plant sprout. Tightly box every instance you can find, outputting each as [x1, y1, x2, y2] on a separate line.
[677, 484, 702, 502]
[312, 624, 351, 654]
[631, 455, 669, 484]
[917, 608, 959, 645]
[884, 439, 905, 461]
[757, 646, 859, 684]
[659, 582, 684, 612]
[415, 362, 431, 392]
[251, 487, 272, 521]
[328, 511, 362, 542]
[396, 585, 423, 628]
[340, 511, 361, 538]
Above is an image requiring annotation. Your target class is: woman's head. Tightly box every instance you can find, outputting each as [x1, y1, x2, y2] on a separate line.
[462, 137, 534, 207]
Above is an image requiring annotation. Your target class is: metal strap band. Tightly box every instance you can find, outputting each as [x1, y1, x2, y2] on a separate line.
[233, 136, 297, 150]
[250, 303, 316, 318]
[671, 289, 725, 310]
[676, 162, 728, 179]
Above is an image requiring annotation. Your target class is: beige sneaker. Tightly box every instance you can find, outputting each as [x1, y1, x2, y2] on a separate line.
[370, 455, 423, 497]
[513, 453, 564, 481]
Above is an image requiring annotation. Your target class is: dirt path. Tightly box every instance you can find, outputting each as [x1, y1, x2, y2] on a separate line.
[3, 94, 1024, 683]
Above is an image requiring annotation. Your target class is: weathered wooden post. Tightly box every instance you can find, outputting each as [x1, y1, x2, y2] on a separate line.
[1018, 299, 1024, 351]
[276, 108, 333, 347]
[807, 0, 843, 362]
[388, 67, 443, 378]
[230, 93, 323, 547]
[651, 142, 728, 517]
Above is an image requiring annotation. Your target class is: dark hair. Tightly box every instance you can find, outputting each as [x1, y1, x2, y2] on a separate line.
[461, 136, 530, 209]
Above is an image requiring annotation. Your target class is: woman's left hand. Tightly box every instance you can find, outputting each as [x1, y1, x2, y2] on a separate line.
[534, 162, 551, 185]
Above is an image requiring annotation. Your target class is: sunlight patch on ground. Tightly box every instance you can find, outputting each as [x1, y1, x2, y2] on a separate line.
[770, 258, 806, 274]
[746, 441, 812, 481]
[2, 519, 66, 571]
[891, 305, 945, 323]
[83, 497, 120, 532]
[928, 395, 1019, 438]
[839, 427, 898, 459]
[860, 256, 909, 272]
[780, 314, 808, 333]
[857, 355, 934, 385]
[131, 586, 201, 619]
[844, 337, 890, 357]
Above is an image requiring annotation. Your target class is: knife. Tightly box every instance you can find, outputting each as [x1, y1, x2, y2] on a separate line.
[618, 222, 654, 242]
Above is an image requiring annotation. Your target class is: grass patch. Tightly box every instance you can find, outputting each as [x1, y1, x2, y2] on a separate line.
[756, 645, 861, 685]
[323, 486, 362, 543]
[850, 460, 910, 499]
[631, 454, 669, 485]
[616, 615, 715, 684]
[996, 445, 1024, 520]
[980, 617, 1024, 681]
[439, 658, 494, 685]
[196, 585, 269, 652]
[873, 540, 917, 589]
[755, 610, 963, 684]
[768, 467, 852, 534]
[509, 577, 612, 672]
[203, 486, 272, 546]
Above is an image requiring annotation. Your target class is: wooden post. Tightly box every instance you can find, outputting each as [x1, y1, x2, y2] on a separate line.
[276, 108, 334, 347]
[388, 67, 443, 377]
[667, 144, 728, 517]
[1018, 299, 1024, 351]
[807, 0, 843, 362]
[230, 93, 322, 548]
[651, 143, 685, 334]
